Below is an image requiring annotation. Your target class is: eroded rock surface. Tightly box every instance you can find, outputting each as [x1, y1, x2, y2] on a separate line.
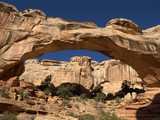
[117, 88, 160, 120]
[1, 2, 160, 87]
[20, 56, 143, 95]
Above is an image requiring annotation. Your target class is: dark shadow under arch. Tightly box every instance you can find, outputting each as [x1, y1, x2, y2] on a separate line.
[136, 93, 160, 120]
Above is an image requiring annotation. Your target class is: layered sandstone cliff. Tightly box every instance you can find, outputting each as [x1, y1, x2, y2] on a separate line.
[1, 2, 160, 87]
[20, 56, 143, 95]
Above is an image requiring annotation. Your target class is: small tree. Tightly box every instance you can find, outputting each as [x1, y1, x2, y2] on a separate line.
[17, 89, 24, 96]
[2, 111, 17, 120]
[80, 93, 87, 100]
[99, 112, 125, 120]
[115, 97, 122, 104]
[56, 87, 70, 98]
[39, 105, 45, 110]
[78, 114, 95, 120]
[94, 93, 106, 103]
[0, 88, 6, 93]
[43, 87, 51, 95]
[1, 92, 9, 98]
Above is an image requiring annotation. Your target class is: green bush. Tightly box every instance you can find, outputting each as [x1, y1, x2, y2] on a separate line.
[80, 93, 87, 100]
[0, 88, 9, 98]
[56, 86, 70, 98]
[2, 111, 17, 120]
[0, 88, 6, 93]
[62, 100, 71, 108]
[23, 93, 29, 100]
[31, 116, 36, 120]
[75, 104, 80, 109]
[39, 105, 45, 110]
[66, 111, 75, 117]
[94, 93, 106, 103]
[1, 92, 9, 98]
[78, 114, 95, 120]
[96, 105, 105, 116]
[115, 97, 122, 104]
[17, 89, 24, 96]
[56, 83, 80, 98]
[99, 112, 125, 120]
[43, 87, 51, 95]
[62, 99, 69, 105]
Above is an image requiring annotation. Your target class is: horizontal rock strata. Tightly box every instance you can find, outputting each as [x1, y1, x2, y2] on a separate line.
[0, 2, 160, 87]
[20, 56, 143, 95]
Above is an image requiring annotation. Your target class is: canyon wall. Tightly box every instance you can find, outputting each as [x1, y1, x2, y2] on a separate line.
[1, 2, 160, 87]
[20, 56, 143, 95]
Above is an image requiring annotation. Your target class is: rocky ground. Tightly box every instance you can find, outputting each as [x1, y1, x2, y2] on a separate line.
[117, 87, 160, 120]
[0, 75, 157, 120]
[0, 57, 151, 120]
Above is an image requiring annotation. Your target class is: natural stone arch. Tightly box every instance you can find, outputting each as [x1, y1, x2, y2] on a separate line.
[1, 2, 160, 87]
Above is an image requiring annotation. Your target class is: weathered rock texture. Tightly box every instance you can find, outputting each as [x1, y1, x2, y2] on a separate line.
[117, 88, 160, 120]
[1, 2, 160, 87]
[20, 56, 143, 95]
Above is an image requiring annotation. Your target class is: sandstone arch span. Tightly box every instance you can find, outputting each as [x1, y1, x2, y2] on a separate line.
[1, 2, 160, 87]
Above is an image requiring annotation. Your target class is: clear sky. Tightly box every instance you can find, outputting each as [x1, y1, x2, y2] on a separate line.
[1, 0, 160, 62]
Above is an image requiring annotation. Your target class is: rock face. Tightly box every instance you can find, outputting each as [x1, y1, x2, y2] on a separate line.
[117, 88, 160, 120]
[20, 56, 143, 95]
[1, 2, 160, 87]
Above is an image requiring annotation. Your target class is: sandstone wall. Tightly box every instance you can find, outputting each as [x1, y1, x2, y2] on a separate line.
[1, 2, 160, 87]
[20, 56, 143, 95]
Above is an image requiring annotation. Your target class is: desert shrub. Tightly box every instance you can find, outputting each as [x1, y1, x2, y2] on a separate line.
[82, 100, 86, 105]
[1, 92, 9, 98]
[75, 104, 80, 109]
[96, 105, 105, 116]
[17, 89, 24, 96]
[94, 93, 106, 103]
[80, 93, 87, 100]
[106, 93, 115, 100]
[56, 83, 83, 98]
[62, 99, 71, 108]
[76, 97, 81, 102]
[31, 116, 36, 120]
[116, 91, 125, 98]
[43, 87, 51, 95]
[2, 111, 17, 120]
[23, 93, 29, 100]
[115, 97, 122, 104]
[66, 111, 75, 117]
[56, 86, 70, 98]
[99, 112, 125, 120]
[78, 114, 95, 120]
[0, 88, 9, 98]
[0, 88, 6, 93]
[62, 99, 69, 105]
[39, 105, 45, 110]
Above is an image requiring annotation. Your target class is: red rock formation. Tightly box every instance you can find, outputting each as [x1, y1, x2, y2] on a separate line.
[20, 57, 143, 95]
[117, 88, 160, 120]
[1, 2, 160, 87]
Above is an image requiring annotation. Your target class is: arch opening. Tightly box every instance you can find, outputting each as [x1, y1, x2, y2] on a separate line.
[20, 49, 145, 100]
[32, 49, 112, 63]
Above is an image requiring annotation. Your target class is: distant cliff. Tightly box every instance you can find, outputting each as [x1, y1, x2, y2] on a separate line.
[20, 56, 143, 95]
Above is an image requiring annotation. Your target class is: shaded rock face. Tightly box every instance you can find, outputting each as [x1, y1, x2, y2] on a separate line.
[92, 60, 143, 95]
[117, 88, 160, 120]
[1, 2, 160, 87]
[20, 56, 143, 95]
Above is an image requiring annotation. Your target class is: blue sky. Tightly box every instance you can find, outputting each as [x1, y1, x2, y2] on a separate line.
[1, 0, 160, 62]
